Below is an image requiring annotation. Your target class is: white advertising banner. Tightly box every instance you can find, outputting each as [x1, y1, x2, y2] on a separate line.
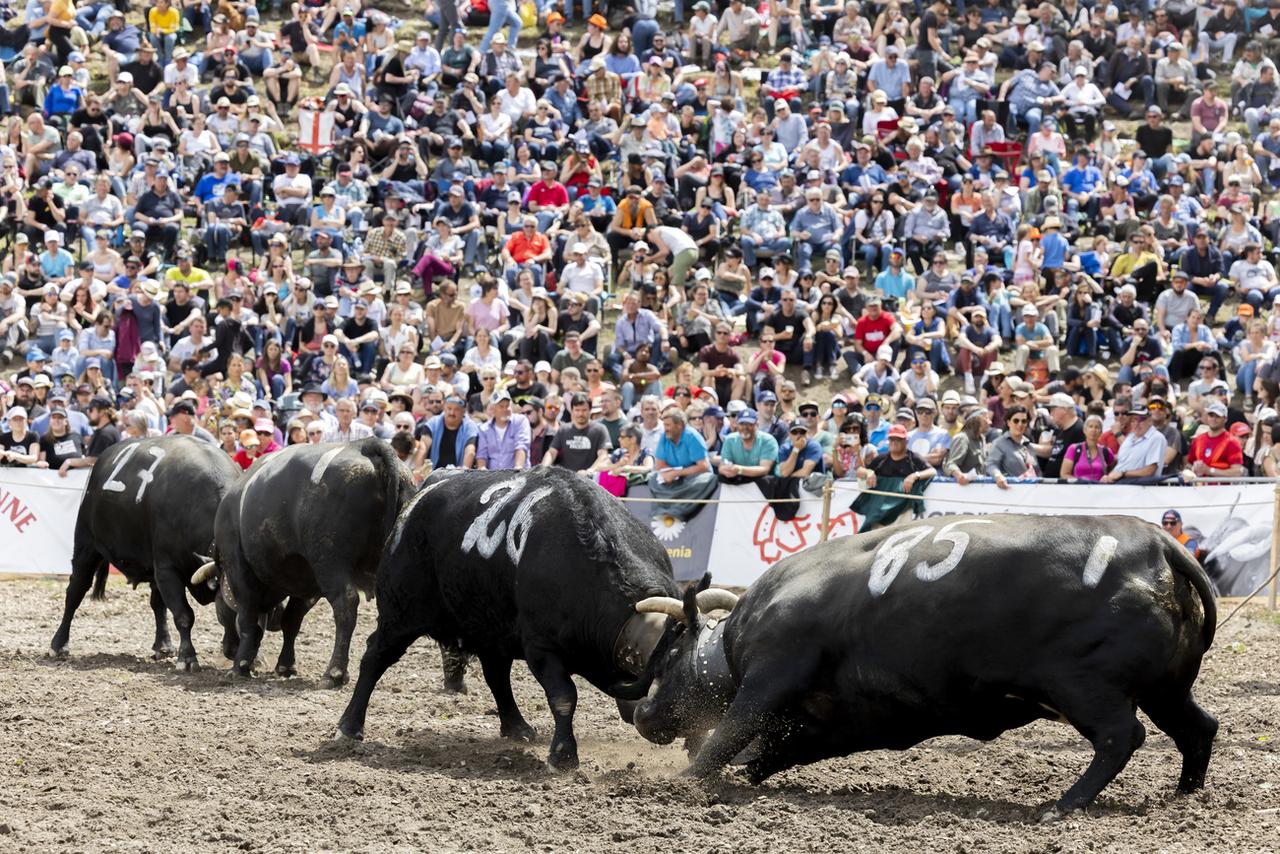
[656, 481, 1274, 595]
[0, 469, 88, 575]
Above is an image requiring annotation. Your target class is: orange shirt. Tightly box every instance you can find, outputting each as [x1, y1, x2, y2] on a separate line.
[506, 231, 550, 264]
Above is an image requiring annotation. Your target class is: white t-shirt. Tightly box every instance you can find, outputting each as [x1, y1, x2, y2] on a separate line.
[1229, 259, 1278, 293]
[273, 172, 313, 208]
[560, 260, 603, 295]
[495, 87, 536, 126]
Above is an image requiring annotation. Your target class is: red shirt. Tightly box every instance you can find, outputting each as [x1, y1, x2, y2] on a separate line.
[525, 180, 569, 209]
[1188, 430, 1242, 471]
[854, 312, 896, 353]
[232, 440, 281, 471]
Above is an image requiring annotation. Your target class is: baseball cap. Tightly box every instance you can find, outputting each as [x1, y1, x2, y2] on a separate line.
[887, 424, 909, 439]
[1048, 393, 1076, 409]
[736, 408, 758, 424]
[1205, 402, 1228, 417]
[239, 429, 261, 447]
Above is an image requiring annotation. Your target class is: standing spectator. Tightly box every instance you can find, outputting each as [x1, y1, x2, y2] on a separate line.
[542, 392, 610, 472]
[475, 389, 531, 469]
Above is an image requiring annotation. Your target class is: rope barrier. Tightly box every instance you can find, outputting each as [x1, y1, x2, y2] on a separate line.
[613, 481, 1275, 510]
[827, 481, 1277, 510]
[1214, 565, 1280, 633]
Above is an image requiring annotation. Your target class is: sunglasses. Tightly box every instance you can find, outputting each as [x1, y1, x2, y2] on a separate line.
[1008, 417, 1028, 425]
[1162, 519, 1179, 527]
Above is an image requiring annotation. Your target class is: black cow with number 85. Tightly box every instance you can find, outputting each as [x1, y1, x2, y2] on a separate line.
[49, 436, 241, 671]
[631, 514, 1219, 818]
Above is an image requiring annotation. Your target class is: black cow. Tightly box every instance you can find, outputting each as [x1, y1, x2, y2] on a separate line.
[337, 468, 684, 770]
[632, 515, 1218, 814]
[207, 438, 414, 686]
[50, 436, 241, 669]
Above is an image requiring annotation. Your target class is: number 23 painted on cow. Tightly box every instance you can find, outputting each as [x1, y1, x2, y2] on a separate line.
[868, 520, 993, 598]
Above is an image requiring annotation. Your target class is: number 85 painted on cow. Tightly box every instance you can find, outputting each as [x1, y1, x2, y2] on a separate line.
[868, 520, 993, 597]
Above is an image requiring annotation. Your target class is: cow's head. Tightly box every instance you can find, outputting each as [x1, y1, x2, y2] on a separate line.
[630, 574, 739, 747]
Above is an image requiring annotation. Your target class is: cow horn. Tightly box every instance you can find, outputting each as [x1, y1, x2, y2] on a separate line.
[191, 561, 218, 585]
[635, 596, 688, 624]
[696, 589, 739, 614]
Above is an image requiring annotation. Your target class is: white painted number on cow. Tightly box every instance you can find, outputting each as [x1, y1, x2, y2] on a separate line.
[101, 443, 166, 504]
[461, 480, 549, 566]
[1082, 535, 1118, 588]
[868, 520, 993, 598]
[462, 480, 523, 559]
[505, 486, 554, 566]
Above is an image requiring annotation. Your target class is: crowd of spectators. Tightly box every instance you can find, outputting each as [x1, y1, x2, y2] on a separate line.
[5, 0, 1280, 511]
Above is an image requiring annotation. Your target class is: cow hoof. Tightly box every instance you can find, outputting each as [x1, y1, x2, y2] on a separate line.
[1039, 806, 1084, 824]
[47, 646, 69, 659]
[175, 658, 200, 673]
[442, 678, 468, 695]
[274, 664, 297, 678]
[233, 660, 253, 678]
[320, 670, 348, 689]
[545, 749, 579, 773]
[151, 643, 175, 660]
[334, 727, 363, 743]
[501, 722, 537, 742]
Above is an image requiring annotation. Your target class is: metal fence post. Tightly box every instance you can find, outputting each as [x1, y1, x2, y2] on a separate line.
[820, 477, 834, 542]
[1272, 483, 1279, 611]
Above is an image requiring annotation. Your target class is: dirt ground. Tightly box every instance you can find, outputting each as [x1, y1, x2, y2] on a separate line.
[1, 576, 1277, 853]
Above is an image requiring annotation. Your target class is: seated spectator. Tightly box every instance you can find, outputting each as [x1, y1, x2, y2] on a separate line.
[986, 404, 1040, 488]
[649, 407, 718, 520]
[1102, 405, 1167, 484]
[1188, 401, 1246, 478]
[1060, 413, 1115, 482]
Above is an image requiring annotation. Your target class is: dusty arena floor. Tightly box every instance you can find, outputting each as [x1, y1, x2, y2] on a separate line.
[0, 576, 1277, 853]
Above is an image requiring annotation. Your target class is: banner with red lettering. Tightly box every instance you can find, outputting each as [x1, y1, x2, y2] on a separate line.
[0, 469, 88, 575]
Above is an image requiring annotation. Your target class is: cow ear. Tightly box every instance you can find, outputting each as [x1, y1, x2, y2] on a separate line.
[681, 583, 700, 628]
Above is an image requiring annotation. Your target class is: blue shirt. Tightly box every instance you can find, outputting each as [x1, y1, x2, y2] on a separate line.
[614, 309, 664, 356]
[874, 268, 914, 300]
[776, 435, 824, 475]
[656, 427, 708, 469]
[193, 170, 240, 203]
[1062, 164, 1103, 195]
[476, 413, 531, 469]
[43, 84, 83, 116]
[719, 430, 779, 470]
[1040, 231, 1069, 270]
[39, 248, 75, 280]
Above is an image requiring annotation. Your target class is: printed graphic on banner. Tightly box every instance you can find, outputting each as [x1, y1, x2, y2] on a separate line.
[622, 484, 719, 582]
[0, 470, 89, 575]
[711, 484, 863, 586]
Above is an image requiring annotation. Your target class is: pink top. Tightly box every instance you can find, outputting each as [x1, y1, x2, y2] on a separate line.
[1064, 441, 1115, 482]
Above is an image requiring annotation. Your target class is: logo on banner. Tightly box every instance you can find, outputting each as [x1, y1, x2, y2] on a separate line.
[751, 507, 858, 565]
[651, 514, 687, 541]
[0, 487, 37, 533]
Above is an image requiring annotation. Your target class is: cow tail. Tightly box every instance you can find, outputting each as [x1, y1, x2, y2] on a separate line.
[90, 562, 109, 601]
[359, 438, 414, 554]
[1167, 541, 1218, 649]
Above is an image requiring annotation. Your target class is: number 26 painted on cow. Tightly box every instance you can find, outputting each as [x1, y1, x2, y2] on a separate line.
[868, 520, 993, 598]
[101, 443, 167, 504]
